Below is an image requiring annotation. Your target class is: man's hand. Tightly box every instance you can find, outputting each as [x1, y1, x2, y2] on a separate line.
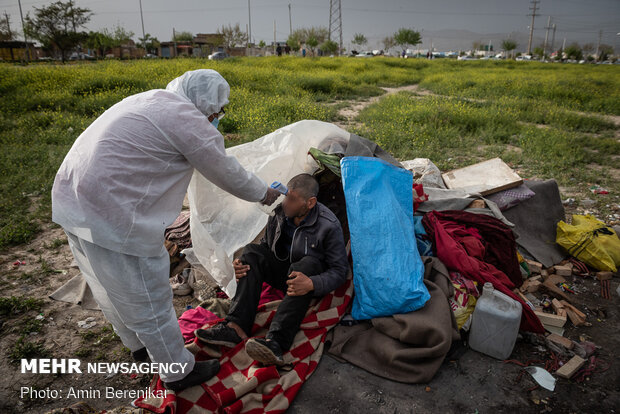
[260, 187, 280, 206]
[286, 271, 314, 296]
[233, 258, 250, 282]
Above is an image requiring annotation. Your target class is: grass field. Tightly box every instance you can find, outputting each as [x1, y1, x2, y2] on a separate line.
[1, 57, 619, 249]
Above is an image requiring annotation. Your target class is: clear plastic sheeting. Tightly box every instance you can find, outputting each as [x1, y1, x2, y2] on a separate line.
[187, 120, 351, 297]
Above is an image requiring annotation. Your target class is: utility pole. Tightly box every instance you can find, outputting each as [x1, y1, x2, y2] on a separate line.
[561, 37, 566, 59]
[595, 29, 602, 61]
[4, 11, 13, 60]
[4, 11, 11, 38]
[247, 0, 252, 47]
[550, 23, 556, 55]
[68, 0, 76, 32]
[527, 0, 539, 55]
[273, 20, 276, 55]
[173, 27, 177, 57]
[139, 0, 146, 53]
[542, 16, 551, 59]
[288, 3, 292, 36]
[17, 0, 30, 62]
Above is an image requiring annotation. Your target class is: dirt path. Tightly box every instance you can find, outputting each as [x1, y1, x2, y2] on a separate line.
[333, 84, 427, 129]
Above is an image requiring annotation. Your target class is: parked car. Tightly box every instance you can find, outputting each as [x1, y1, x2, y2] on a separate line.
[355, 51, 374, 58]
[457, 55, 476, 61]
[208, 51, 230, 60]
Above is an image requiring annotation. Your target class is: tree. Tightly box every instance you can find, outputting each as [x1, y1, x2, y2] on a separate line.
[533, 45, 544, 59]
[111, 24, 134, 47]
[258, 40, 266, 49]
[382, 36, 395, 53]
[501, 39, 518, 59]
[352, 33, 367, 48]
[582, 43, 595, 59]
[320, 39, 339, 55]
[564, 43, 582, 60]
[598, 44, 614, 61]
[217, 23, 247, 48]
[393, 28, 422, 52]
[138, 33, 159, 54]
[173, 31, 193, 42]
[306, 36, 318, 56]
[290, 27, 328, 46]
[24, 1, 92, 62]
[1, 13, 14, 41]
[286, 34, 300, 52]
[84, 30, 114, 57]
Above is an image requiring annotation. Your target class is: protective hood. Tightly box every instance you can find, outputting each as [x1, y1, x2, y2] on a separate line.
[166, 69, 230, 116]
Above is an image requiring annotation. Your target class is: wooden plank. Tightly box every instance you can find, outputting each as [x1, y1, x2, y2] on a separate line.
[559, 300, 586, 319]
[544, 324, 565, 336]
[535, 311, 567, 327]
[441, 158, 523, 196]
[555, 355, 586, 379]
[551, 298, 566, 317]
[525, 259, 543, 274]
[541, 274, 572, 302]
[520, 279, 541, 293]
[596, 271, 613, 281]
[546, 333, 574, 350]
[554, 265, 573, 277]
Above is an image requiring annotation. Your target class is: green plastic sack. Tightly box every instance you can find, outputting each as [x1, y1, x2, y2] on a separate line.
[556, 215, 620, 272]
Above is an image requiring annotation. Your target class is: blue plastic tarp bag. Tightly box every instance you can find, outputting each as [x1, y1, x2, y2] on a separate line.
[341, 156, 430, 320]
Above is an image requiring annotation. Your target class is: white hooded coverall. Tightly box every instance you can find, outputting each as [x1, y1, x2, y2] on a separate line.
[52, 69, 268, 382]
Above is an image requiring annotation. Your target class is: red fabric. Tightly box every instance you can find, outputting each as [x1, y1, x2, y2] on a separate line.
[259, 283, 285, 304]
[422, 210, 544, 333]
[134, 272, 353, 413]
[178, 284, 285, 345]
[178, 307, 220, 344]
[413, 183, 429, 212]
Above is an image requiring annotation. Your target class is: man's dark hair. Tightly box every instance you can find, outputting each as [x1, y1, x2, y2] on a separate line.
[287, 173, 319, 200]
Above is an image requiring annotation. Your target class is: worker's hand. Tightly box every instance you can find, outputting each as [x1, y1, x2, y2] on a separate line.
[286, 271, 314, 296]
[233, 259, 250, 281]
[260, 187, 280, 206]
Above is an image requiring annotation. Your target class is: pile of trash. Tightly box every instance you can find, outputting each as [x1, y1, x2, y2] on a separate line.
[160, 121, 619, 391]
[49, 120, 618, 410]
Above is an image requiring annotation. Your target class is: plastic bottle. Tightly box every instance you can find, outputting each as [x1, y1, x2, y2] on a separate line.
[468, 282, 522, 360]
[257, 181, 289, 216]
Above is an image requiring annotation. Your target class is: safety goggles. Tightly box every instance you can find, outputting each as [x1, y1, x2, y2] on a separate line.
[216, 108, 226, 120]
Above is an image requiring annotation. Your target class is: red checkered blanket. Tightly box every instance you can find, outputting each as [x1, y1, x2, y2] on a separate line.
[134, 271, 353, 413]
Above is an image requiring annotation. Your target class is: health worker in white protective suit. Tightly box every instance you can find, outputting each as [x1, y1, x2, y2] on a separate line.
[51, 69, 280, 392]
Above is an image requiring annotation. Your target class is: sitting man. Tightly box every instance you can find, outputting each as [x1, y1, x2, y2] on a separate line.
[196, 173, 349, 365]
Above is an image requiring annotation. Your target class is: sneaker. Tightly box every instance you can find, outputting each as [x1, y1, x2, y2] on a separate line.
[195, 322, 243, 348]
[163, 360, 220, 392]
[245, 338, 285, 366]
[131, 347, 150, 362]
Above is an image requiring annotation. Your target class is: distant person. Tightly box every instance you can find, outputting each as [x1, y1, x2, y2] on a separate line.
[302, 48, 307, 57]
[276, 45, 282, 56]
[52, 69, 280, 392]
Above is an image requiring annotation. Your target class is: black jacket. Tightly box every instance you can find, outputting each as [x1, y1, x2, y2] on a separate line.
[260, 202, 348, 297]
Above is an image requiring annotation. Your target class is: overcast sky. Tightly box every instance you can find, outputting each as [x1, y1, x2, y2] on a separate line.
[2, 0, 619, 52]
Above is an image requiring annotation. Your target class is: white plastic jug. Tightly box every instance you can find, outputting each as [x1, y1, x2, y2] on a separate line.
[468, 282, 522, 360]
